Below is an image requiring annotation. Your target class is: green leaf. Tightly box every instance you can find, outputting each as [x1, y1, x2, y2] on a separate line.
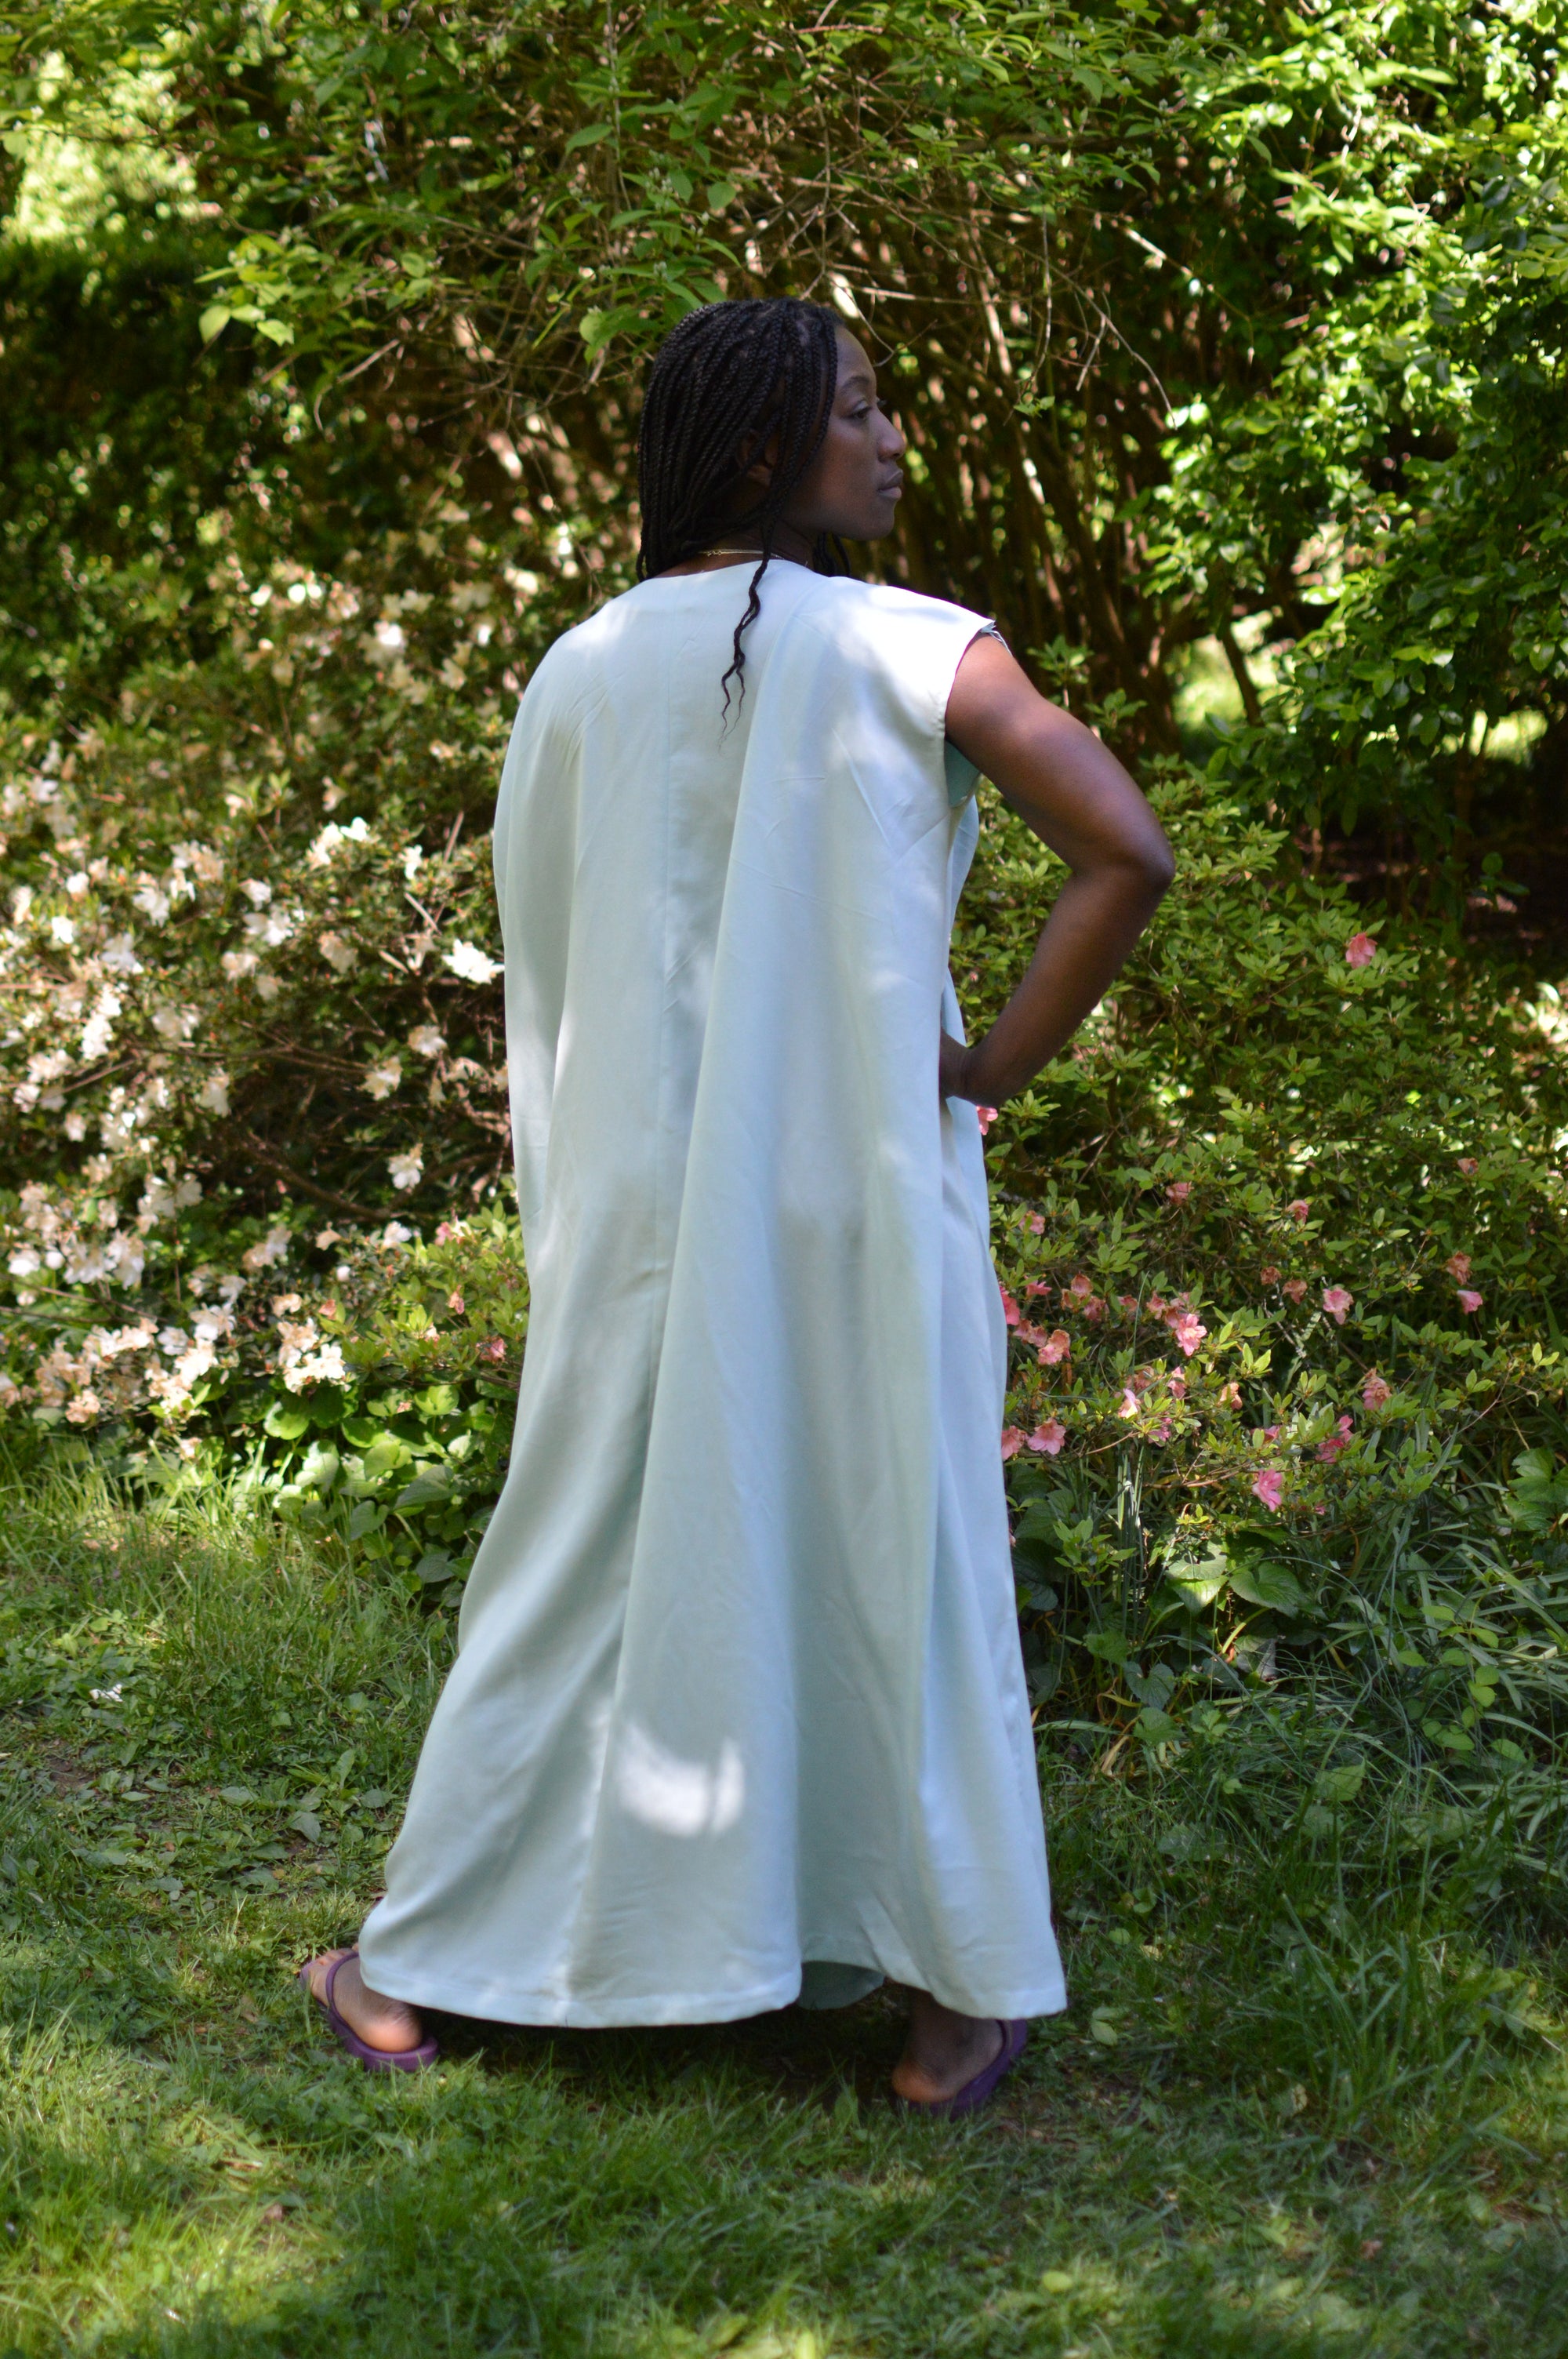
[414, 1549, 456, 1584]
[289, 1808, 322, 1843]
[706, 180, 738, 213]
[263, 1403, 310, 1441]
[1314, 1760, 1366, 1805]
[1088, 2010, 1120, 2046]
[198, 305, 232, 343]
[1165, 1551, 1228, 1607]
[1227, 1558, 1306, 1616]
[219, 1786, 256, 1805]
[1136, 1708, 1181, 1745]
[1082, 1630, 1128, 1663]
[396, 1467, 452, 1508]
[563, 122, 612, 154]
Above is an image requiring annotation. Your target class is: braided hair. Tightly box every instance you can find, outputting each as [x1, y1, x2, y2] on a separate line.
[637, 297, 847, 707]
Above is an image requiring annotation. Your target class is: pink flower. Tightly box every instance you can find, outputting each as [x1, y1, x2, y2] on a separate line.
[1151, 1416, 1172, 1443]
[1261, 1424, 1282, 1441]
[1287, 1199, 1311, 1223]
[1166, 1181, 1192, 1205]
[1025, 1280, 1051, 1298]
[1169, 1375, 1188, 1401]
[975, 1105, 999, 1135]
[1322, 1285, 1353, 1325]
[1026, 1417, 1066, 1456]
[1216, 1381, 1242, 1410]
[1457, 1289, 1483, 1313]
[1252, 1469, 1286, 1512]
[1445, 1252, 1472, 1282]
[1457, 1158, 1478, 1176]
[1362, 1370, 1392, 1412]
[1066, 1273, 1095, 1298]
[1345, 932, 1378, 969]
[1026, 1212, 1044, 1234]
[1283, 1278, 1308, 1303]
[1146, 1292, 1169, 1319]
[1167, 1309, 1207, 1358]
[1082, 1297, 1105, 1323]
[1117, 1387, 1140, 1419]
[1000, 1289, 1021, 1328]
[1000, 1426, 1025, 1459]
[1260, 1264, 1281, 1285]
[1118, 1294, 1138, 1314]
[1316, 1414, 1354, 1463]
[477, 1336, 506, 1362]
[1037, 1329, 1072, 1366]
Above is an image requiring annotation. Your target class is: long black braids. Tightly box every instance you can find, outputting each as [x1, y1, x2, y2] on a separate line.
[637, 297, 847, 709]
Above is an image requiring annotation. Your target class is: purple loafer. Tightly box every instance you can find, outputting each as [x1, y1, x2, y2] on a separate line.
[299, 1947, 439, 2074]
[897, 2018, 1028, 2120]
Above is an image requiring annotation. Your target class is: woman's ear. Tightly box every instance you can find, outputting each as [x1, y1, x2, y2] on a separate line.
[738, 426, 782, 491]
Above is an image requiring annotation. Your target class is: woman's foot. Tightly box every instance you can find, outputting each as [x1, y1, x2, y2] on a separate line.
[891, 1990, 1005, 2105]
[303, 1947, 426, 2053]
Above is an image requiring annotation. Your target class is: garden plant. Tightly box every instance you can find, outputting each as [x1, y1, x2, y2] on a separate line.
[0, 1, 1566, 2350]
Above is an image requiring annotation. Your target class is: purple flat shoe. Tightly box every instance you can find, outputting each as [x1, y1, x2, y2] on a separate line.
[299, 1947, 439, 2074]
[896, 2018, 1028, 2120]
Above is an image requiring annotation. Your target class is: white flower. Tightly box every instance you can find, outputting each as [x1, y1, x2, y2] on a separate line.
[175, 1174, 202, 1207]
[283, 1339, 347, 1392]
[363, 1057, 402, 1100]
[103, 1233, 145, 1288]
[243, 907, 295, 947]
[151, 1003, 198, 1041]
[191, 1305, 232, 1344]
[92, 1319, 155, 1358]
[132, 881, 171, 925]
[8, 1247, 41, 1278]
[222, 949, 258, 980]
[174, 1341, 215, 1389]
[79, 987, 122, 1062]
[388, 1148, 424, 1192]
[172, 841, 224, 884]
[11, 886, 34, 923]
[137, 1176, 177, 1229]
[443, 939, 503, 985]
[65, 1390, 102, 1426]
[241, 1224, 291, 1273]
[319, 931, 357, 974]
[373, 620, 406, 653]
[101, 933, 141, 975]
[402, 844, 424, 881]
[64, 871, 89, 899]
[380, 1219, 414, 1246]
[198, 1070, 230, 1116]
[49, 914, 75, 946]
[254, 972, 281, 1001]
[408, 1024, 445, 1059]
[158, 1326, 192, 1358]
[241, 878, 273, 907]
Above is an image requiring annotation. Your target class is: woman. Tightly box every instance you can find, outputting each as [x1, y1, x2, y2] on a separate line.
[303, 298, 1173, 2114]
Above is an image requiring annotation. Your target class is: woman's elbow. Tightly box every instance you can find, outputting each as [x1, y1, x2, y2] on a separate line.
[1128, 829, 1176, 902]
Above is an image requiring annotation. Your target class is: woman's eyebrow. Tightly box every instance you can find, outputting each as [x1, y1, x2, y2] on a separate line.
[837, 366, 877, 398]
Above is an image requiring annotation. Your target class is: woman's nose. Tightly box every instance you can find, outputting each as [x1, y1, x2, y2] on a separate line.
[879, 413, 906, 460]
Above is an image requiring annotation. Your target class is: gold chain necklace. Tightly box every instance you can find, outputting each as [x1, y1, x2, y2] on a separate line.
[700, 547, 765, 561]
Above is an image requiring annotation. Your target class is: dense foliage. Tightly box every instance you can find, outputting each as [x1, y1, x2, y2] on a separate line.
[0, 1, 1566, 1840]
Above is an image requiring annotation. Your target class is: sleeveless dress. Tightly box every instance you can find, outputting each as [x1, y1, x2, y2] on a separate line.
[358, 561, 1066, 2026]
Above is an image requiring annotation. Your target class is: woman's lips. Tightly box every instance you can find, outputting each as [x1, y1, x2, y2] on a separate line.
[880, 473, 905, 496]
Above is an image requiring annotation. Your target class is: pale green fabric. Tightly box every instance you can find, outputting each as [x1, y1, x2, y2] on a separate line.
[358, 563, 1065, 2026]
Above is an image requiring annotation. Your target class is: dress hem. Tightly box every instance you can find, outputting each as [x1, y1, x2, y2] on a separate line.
[354, 1954, 1069, 2031]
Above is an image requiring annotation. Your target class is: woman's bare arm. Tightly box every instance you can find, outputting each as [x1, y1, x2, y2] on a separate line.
[940, 634, 1174, 1106]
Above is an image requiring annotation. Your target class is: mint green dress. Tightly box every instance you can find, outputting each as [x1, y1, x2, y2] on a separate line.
[358, 562, 1066, 2026]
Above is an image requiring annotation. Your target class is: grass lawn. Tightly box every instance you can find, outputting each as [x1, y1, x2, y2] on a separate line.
[0, 1467, 1563, 2358]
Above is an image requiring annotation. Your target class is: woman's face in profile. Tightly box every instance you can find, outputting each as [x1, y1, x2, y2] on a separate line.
[770, 329, 907, 546]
